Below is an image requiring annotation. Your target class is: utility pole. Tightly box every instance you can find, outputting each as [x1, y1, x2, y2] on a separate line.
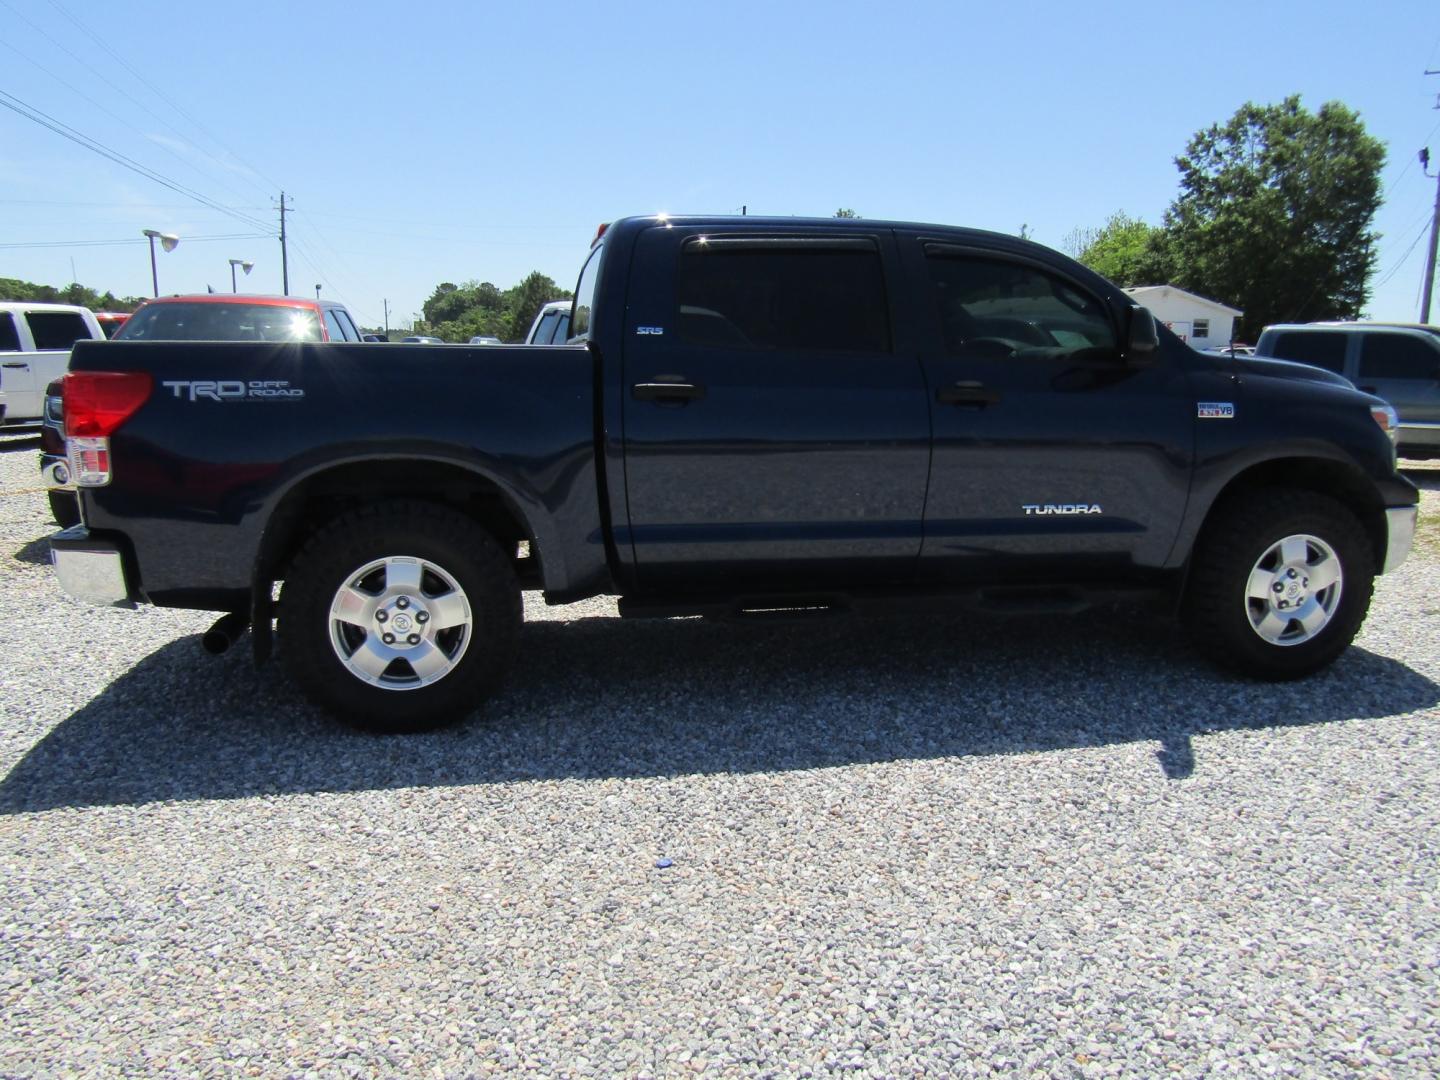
[1423, 71, 1440, 324]
[1422, 151, 1440, 324]
[277, 191, 291, 296]
[383, 298, 390, 335]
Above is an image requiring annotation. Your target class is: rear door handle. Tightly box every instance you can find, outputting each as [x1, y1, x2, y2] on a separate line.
[2, 362, 28, 369]
[937, 380, 1001, 407]
[1359, 385, 1377, 394]
[633, 377, 706, 403]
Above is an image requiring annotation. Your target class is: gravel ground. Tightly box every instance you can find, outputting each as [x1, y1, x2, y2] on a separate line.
[1, 430, 1437, 1078]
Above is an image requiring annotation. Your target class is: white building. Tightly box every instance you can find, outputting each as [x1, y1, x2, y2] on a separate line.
[1123, 285, 1243, 347]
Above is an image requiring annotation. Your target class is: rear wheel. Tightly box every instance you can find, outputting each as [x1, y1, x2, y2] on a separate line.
[1183, 491, 1375, 679]
[279, 502, 520, 731]
[47, 490, 80, 529]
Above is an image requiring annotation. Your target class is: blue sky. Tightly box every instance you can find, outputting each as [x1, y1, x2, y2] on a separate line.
[2, 0, 1438, 332]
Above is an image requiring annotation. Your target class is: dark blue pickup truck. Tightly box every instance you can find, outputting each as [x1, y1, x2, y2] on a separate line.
[51, 215, 1419, 730]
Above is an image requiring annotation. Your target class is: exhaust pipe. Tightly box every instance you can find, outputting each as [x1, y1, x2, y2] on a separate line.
[202, 611, 250, 655]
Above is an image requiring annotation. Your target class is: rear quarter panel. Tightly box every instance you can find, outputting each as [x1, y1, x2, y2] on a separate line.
[68, 340, 607, 607]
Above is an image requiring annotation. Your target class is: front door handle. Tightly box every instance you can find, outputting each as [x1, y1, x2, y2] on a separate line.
[633, 376, 706, 404]
[2, 362, 28, 369]
[937, 380, 1000, 407]
[1359, 385, 1377, 394]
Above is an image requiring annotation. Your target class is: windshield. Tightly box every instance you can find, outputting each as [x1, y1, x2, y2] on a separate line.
[115, 302, 322, 342]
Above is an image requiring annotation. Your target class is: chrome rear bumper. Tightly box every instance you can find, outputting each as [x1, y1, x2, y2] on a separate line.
[50, 527, 135, 607]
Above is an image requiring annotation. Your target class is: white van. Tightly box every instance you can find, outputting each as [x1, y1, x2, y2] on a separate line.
[0, 302, 105, 426]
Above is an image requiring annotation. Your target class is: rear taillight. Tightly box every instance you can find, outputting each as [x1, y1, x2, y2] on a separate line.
[63, 371, 152, 487]
[63, 371, 152, 437]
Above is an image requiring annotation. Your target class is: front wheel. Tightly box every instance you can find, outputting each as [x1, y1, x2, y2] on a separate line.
[1183, 491, 1375, 680]
[279, 502, 521, 731]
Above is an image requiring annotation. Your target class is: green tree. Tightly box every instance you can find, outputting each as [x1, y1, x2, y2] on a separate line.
[416, 272, 570, 342]
[833, 208, 859, 218]
[1163, 95, 1384, 340]
[1064, 212, 1172, 287]
[505, 271, 567, 342]
[0, 277, 144, 311]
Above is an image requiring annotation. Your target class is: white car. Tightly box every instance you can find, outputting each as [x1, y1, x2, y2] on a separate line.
[0, 302, 105, 426]
[468, 335, 503, 345]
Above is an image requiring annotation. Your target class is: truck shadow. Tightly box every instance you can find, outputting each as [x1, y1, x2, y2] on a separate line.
[13, 537, 51, 566]
[2, 608, 1436, 813]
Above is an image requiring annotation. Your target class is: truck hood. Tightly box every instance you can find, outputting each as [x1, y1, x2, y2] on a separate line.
[1219, 354, 1357, 390]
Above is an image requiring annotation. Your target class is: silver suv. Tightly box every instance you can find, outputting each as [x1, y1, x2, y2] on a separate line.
[1255, 322, 1440, 458]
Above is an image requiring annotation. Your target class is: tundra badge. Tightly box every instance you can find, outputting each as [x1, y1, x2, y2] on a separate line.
[1022, 504, 1103, 516]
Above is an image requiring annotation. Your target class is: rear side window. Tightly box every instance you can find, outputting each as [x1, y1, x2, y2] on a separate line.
[25, 311, 91, 350]
[924, 252, 1114, 359]
[333, 309, 361, 342]
[1358, 333, 1438, 380]
[0, 314, 18, 351]
[676, 238, 891, 353]
[1265, 331, 1347, 373]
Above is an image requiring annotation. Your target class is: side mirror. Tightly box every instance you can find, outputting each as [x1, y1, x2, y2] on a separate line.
[1126, 306, 1159, 361]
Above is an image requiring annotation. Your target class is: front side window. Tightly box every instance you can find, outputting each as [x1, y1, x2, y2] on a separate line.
[25, 311, 90, 350]
[570, 246, 603, 342]
[925, 254, 1114, 360]
[1266, 331, 1347, 373]
[1359, 333, 1438, 381]
[0, 313, 18, 352]
[322, 309, 345, 341]
[676, 239, 891, 353]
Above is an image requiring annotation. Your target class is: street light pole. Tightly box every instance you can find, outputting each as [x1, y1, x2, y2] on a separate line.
[141, 229, 179, 297]
[228, 258, 254, 293]
[314, 284, 322, 300]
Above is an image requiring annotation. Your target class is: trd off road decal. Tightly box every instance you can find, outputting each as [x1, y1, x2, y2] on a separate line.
[161, 380, 304, 402]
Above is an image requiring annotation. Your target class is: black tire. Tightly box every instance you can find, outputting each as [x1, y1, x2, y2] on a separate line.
[48, 490, 80, 529]
[1183, 490, 1375, 680]
[279, 501, 521, 732]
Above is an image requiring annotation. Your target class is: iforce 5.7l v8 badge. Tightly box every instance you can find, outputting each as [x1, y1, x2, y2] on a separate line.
[1197, 402, 1235, 419]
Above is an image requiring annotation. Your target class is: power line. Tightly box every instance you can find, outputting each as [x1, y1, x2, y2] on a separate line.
[42, 0, 282, 197]
[0, 0, 262, 206]
[0, 233, 269, 250]
[1373, 219, 1432, 290]
[1384, 115, 1440, 201]
[0, 89, 273, 234]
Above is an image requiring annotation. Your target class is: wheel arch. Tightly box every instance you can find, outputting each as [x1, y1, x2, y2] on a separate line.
[247, 455, 558, 661]
[1191, 455, 1388, 571]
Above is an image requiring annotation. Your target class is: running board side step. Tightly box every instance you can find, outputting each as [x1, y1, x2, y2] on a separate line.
[617, 585, 1164, 622]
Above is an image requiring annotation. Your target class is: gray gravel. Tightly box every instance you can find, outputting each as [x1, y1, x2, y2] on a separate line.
[1, 430, 1438, 1077]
